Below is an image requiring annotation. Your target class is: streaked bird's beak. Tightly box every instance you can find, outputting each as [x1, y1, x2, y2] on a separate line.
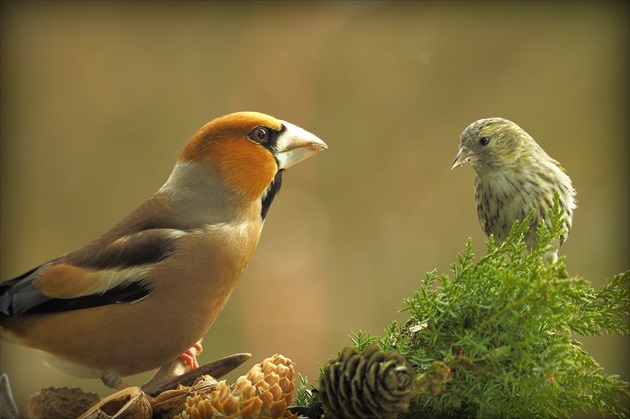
[451, 146, 478, 169]
[275, 121, 327, 170]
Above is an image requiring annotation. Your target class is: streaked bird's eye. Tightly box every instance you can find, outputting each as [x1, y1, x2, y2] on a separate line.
[479, 136, 490, 146]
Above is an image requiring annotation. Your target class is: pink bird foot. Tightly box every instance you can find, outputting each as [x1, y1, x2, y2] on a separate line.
[179, 342, 203, 370]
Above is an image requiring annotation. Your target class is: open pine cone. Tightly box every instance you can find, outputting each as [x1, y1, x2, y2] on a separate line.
[175, 354, 297, 419]
[319, 345, 416, 419]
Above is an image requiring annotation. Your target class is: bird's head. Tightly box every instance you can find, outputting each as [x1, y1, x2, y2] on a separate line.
[451, 117, 531, 172]
[164, 111, 327, 220]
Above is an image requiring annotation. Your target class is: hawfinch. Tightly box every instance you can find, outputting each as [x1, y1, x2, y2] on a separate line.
[0, 111, 327, 389]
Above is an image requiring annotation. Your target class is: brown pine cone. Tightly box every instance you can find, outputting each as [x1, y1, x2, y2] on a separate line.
[319, 345, 416, 419]
[175, 354, 297, 418]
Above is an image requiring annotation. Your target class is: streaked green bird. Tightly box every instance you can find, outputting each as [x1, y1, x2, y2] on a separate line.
[452, 117, 576, 260]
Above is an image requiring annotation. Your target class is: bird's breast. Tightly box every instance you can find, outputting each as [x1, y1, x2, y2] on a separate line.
[97, 221, 264, 375]
[146, 220, 263, 327]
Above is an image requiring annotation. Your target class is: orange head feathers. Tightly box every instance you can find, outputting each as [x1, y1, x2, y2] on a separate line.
[174, 111, 326, 219]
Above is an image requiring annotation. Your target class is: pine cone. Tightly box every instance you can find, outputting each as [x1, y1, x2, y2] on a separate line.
[319, 345, 416, 419]
[175, 354, 297, 418]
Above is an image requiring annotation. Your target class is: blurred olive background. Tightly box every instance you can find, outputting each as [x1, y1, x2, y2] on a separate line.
[1, 1, 628, 415]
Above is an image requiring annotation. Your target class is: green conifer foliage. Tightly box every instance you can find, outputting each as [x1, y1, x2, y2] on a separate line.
[297, 198, 629, 418]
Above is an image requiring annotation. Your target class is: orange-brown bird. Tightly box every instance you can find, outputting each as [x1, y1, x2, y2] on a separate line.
[0, 111, 327, 389]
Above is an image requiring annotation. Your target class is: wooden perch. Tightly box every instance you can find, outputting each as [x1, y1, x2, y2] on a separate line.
[142, 352, 251, 397]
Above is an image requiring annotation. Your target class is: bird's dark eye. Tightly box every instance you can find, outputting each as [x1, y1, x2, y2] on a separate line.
[249, 126, 270, 144]
[479, 136, 490, 146]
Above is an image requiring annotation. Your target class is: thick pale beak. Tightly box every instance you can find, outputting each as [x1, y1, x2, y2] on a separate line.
[451, 146, 478, 169]
[275, 121, 327, 169]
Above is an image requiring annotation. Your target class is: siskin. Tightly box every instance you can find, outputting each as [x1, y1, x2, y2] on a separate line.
[452, 117, 576, 259]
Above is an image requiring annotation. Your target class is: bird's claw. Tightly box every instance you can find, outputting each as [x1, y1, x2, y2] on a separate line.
[179, 342, 203, 370]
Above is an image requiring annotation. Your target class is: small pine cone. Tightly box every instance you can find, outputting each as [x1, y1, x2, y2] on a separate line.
[319, 345, 416, 419]
[175, 354, 297, 419]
